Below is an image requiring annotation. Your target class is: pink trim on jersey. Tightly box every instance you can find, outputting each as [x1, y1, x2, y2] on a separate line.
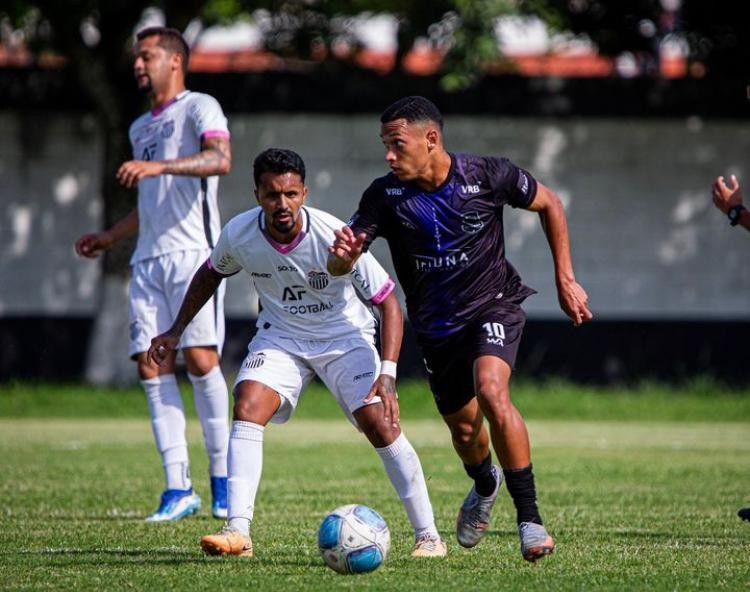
[370, 278, 395, 305]
[262, 228, 307, 254]
[201, 130, 231, 140]
[150, 91, 187, 117]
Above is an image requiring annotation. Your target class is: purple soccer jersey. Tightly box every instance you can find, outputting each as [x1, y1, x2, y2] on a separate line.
[349, 153, 538, 342]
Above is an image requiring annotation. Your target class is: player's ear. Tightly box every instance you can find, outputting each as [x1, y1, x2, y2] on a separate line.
[426, 128, 439, 151]
[301, 185, 309, 203]
[254, 188, 260, 204]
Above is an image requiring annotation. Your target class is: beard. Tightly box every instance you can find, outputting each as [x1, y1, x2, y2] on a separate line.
[136, 75, 153, 95]
[272, 211, 296, 234]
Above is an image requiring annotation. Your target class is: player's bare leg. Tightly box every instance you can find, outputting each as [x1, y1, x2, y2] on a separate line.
[474, 356, 554, 562]
[355, 403, 447, 557]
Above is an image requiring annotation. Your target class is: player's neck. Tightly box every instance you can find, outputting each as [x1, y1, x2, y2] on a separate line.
[415, 150, 452, 192]
[265, 220, 304, 245]
[150, 80, 187, 110]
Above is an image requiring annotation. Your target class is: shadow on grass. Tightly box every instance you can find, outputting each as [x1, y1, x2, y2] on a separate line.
[5, 547, 321, 569]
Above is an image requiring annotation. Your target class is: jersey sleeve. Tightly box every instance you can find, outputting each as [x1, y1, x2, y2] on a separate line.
[188, 94, 230, 141]
[208, 224, 242, 276]
[486, 157, 538, 209]
[347, 180, 387, 252]
[350, 251, 395, 304]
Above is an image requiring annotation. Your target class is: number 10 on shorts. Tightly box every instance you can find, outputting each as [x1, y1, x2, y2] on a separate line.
[482, 322, 505, 346]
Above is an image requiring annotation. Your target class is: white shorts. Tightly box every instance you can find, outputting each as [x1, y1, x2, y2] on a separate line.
[128, 249, 225, 358]
[234, 332, 381, 428]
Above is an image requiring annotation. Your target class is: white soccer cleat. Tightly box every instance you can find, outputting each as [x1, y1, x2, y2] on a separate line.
[145, 488, 201, 522]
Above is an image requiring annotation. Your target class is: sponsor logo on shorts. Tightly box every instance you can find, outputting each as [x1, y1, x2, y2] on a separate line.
[251, 271, 272, 278]
[307, 269, 329, 291]
[353, 371, 374, 382]
[483, 322, 505, 347]
[243, 352, 267, 369]
[278, 265, 298, 272]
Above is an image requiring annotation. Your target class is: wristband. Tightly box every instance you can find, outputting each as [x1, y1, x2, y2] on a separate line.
[728, 204, 746, 226]
[380, 360, 397, 379]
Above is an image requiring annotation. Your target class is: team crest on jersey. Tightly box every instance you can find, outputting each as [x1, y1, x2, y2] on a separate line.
[244, 352, 267, 369]
[461, 212, 484, 234]
[161, 120, 175, 138]
[307, 269, 329, 290]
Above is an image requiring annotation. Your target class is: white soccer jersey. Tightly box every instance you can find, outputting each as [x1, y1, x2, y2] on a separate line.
[129, 90, 230, 264]
[209, 206, 395, 339]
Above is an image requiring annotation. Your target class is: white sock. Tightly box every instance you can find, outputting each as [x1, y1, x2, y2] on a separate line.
[141, 374, 191, 491]
[188, 366, 229, 477]
[226, 421, 265, 536]
[375, 432, 439, 539]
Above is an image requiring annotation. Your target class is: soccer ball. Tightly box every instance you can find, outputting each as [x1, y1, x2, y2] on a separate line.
[317, 504, 390, 574]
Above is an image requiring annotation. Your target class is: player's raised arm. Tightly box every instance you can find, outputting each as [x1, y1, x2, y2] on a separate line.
[327, 225, 367, 276]
[526, 182, 593, 327]
[148, 261, 225, 365]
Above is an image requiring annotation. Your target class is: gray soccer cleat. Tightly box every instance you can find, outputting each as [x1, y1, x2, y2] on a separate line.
[518, 521, 555, 562]
[456, 464, 503, 548]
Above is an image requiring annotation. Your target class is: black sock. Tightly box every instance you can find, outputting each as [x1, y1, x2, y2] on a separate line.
[504, 464, 543, 525]
[463, 454, 497, 497]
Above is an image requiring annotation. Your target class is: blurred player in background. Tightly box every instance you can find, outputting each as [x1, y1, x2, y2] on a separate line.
[75, 27, 232, 522]
[149, 148, 447, 559]
[711, 173, 748, 521]
[328, 96, 592, 562]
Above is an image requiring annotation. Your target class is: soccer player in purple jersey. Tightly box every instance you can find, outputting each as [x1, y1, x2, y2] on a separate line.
[75, 27, 232, 522]
[328, 96, 593, 562]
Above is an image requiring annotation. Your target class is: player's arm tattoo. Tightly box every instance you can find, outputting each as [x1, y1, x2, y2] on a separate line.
[169, 263, 225, 335]
[161, 136, 232, 177]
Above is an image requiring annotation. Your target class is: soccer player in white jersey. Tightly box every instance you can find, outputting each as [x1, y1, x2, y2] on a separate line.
[148, 148, 447, 558]
[74, 27, 232, 522]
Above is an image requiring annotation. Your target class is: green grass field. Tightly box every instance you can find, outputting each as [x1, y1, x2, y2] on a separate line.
[1, 380, 749, 590]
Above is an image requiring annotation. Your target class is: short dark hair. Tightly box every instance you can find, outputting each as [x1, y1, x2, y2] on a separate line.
[136, 27, 190, 73]
[380, 96, 443, 130]
[253, 148, 306, 186]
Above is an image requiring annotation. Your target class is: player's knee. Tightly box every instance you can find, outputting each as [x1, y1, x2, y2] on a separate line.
[183, 347, 219, 376]
[477, 387, 513, 425]
[355, 406, 399, 448]
[450, 421, 481, 449]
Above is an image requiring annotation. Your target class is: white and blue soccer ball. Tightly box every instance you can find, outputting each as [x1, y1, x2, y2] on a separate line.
[318, 504, 390, 574]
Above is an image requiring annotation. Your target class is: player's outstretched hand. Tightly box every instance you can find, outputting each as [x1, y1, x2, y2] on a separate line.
[147, 332, 180, 366]
[74, 232, 113, 258]
[557, 278, 593, 327]
[364, 375, 400, 428]
[328, 226, 367, 273]
[712, 175, 743, 214]
[116, 159, 164, 188]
